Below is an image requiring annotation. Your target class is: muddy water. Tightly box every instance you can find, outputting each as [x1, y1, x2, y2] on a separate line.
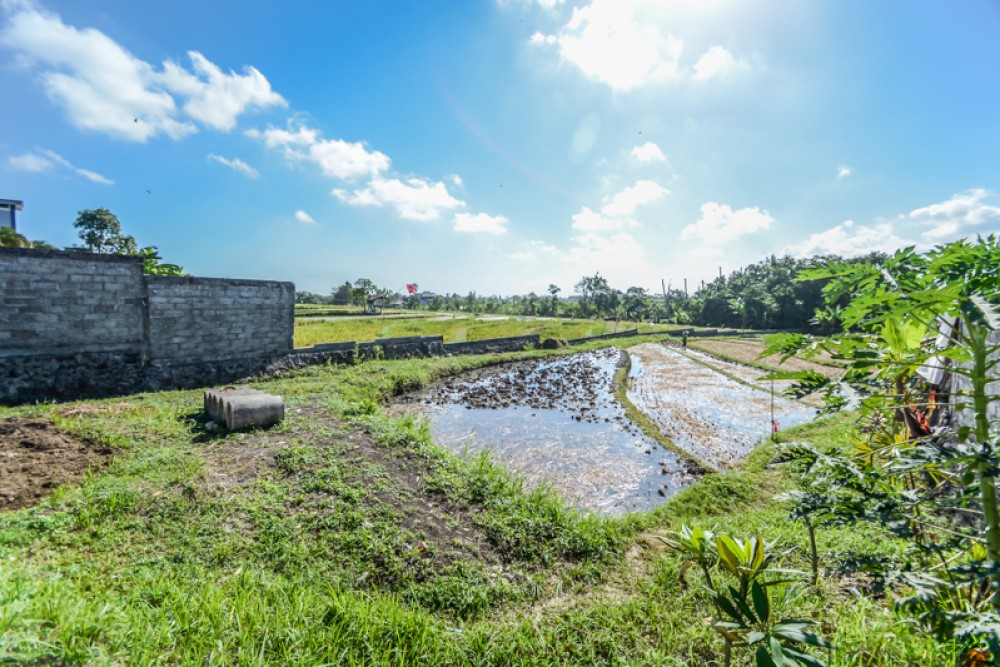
[396, 348, 692, 515]
[627, 343, 816, 469]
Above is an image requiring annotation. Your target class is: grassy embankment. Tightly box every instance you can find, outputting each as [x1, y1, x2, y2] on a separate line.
[0, 337, 949, 664]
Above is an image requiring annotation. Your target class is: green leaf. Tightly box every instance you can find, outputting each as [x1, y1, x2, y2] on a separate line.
[781, 645, 829, 667]
[746, 631, 766, 645]
[714, 593, 745, 623]
[971, 294, 1000, 330]
[751, 536, 766, 571]
[769, 637, 788, 665]
[751, 580, 771, 622]
[755, 644, 780, 667]
[717, 536, 743, 575]
[730, 587, 759, 624]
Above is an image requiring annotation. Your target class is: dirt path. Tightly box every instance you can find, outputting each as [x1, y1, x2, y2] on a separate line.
[627, 343, 816, 469]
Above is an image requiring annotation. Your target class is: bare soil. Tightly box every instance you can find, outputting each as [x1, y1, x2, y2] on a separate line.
[689, 338, 843, 379]
[0, 418, 113, 511]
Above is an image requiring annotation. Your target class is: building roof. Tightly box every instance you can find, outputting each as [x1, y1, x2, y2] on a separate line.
[0, 199, 23, 210]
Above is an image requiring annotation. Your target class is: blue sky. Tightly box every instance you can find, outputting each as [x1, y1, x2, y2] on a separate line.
[2, 0, 999, 296]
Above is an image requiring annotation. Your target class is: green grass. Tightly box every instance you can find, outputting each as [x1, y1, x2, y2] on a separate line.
[294, 314, 688, 348]
[0, 344, 949, 665]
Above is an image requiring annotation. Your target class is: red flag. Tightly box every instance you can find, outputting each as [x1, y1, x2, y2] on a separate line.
[406, 283, 417, 294]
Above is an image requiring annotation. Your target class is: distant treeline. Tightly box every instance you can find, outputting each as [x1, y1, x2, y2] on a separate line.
[295, 252, 888, 332]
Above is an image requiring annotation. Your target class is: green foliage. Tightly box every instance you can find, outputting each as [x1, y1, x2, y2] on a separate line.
[0, 226, 54, 249]
[768, 236, 1000, 661]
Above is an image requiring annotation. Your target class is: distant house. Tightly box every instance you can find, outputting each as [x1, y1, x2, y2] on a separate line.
[419, 291, 437, 306]
[0, 199, 23, 231]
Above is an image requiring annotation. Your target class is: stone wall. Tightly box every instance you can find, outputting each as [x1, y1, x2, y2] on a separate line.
[146, 276, 294, 361]
[443, 335, 539, 355]
[0, 248, 145, 355]
[0, 247, 294, 404]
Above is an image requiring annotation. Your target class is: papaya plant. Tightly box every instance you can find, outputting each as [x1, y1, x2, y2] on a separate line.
[761, 236, 1000, 660]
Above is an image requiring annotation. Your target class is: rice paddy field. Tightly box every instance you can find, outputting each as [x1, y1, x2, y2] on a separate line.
[294, 312, 688, 348]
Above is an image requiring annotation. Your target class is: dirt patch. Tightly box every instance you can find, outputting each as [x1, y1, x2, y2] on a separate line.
[689, 338, 843, 379]
[0, 418, 113, 511]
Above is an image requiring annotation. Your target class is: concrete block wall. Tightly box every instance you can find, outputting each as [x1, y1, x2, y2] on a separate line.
[443, 335, 539, 355]
[146, 276, 294, 361]
[0, 247, 145, 355]
[0, 247, 294, 404]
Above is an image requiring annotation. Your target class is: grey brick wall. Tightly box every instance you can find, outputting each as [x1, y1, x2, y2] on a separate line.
[0, 247, 145, 355]
[0, 247, 294, 403]
[146, 276, 294, 361]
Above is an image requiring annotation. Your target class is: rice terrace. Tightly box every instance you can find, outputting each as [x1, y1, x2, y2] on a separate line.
[3, 2, 1000, 665]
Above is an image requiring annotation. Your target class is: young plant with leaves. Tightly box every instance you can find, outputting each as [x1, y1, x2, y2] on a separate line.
[660, 526, 832, 667]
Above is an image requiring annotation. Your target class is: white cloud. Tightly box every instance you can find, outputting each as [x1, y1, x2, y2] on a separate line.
[630, 141, 665, 163]
[692, 45, 737, 80]
[781, 220, 914, 258]
[570, 179, 667, 232]
[907, 188, 1000, 243]
[454, 212, 508, 234]
[535, 0, 684, 91]
[294, 210, 315, 224]
[158, 52, 285, 132]
[529, 31, 557, 45]
[333, 176, 465, 221]
[528, 1, 747, 90]
[681, 202, 773, 243]
[449, 173, 463, 187]
[0, 2, 284, 141]
[836, 164, 852, 179]
[9, 148, 113, 184]
[8, 152, 51, 172]
[565, 231, 650, 285]
[248, 122, 390, 180]
[512, 239, 561, 260]
[571, 206, 635, 232]
[208, 153, 259, 179]
[601, 179, 668, 217]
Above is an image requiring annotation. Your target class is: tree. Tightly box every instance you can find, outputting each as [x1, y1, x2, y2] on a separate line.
[331, 281, 353, 305]
[576, 273, 614, 318]
[0, 227, 55, 249]
[73, 208, 137, 254]
[71, 208, 184, 275]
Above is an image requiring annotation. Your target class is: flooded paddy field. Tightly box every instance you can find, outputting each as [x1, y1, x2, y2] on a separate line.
[627, 343, 816, 470]
[393, 343, 817, 514]
[395, 348, 693, 515]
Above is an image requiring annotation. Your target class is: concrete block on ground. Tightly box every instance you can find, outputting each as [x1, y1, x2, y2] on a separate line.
[205, 386, 285, 430]
[223, 392, 284, 431]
